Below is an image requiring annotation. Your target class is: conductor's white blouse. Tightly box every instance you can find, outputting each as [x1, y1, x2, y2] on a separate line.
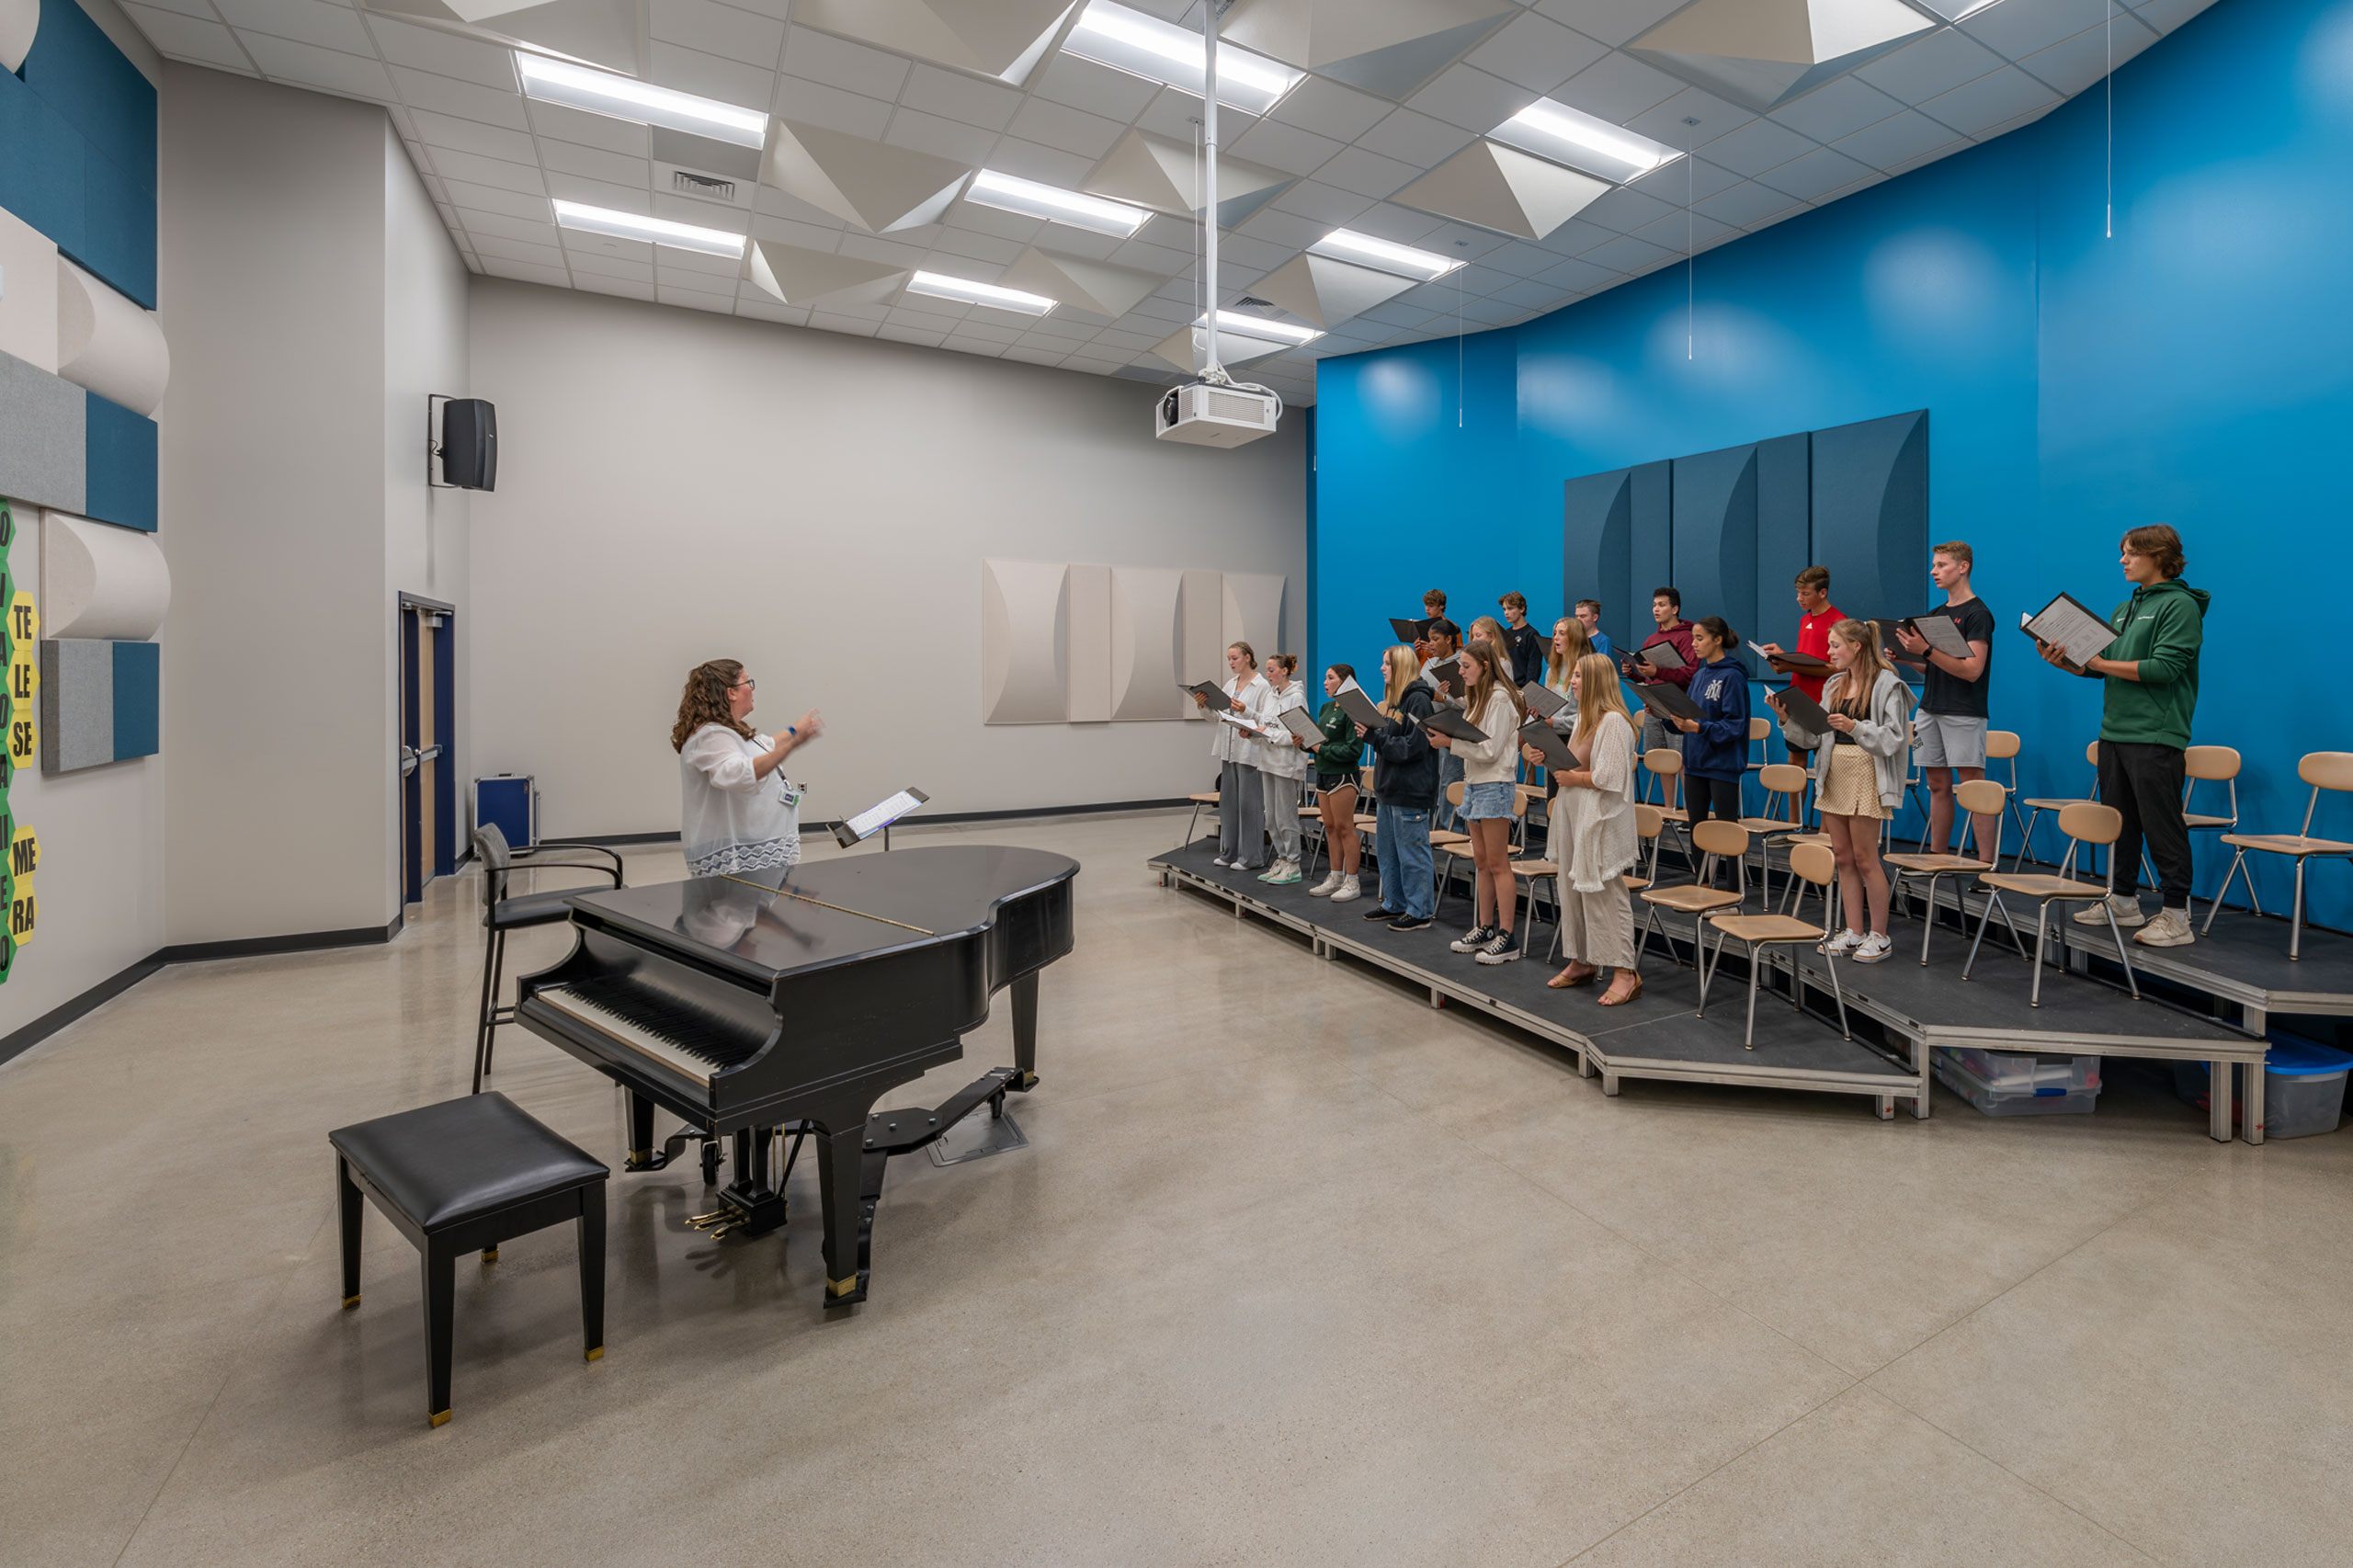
[678, 722, 801, 876]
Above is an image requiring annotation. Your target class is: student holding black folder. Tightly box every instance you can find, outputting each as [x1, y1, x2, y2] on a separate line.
[1427, 640, 1530, 964]
[1305, 664, 1365, 903]
[1499, 592, 1547, 686]
[1521, 653, 1643, 1004]
[1896, 540, 1997, 861]
[2035, 524, 2208, 948]
[1418, 617, 1469, 829]
[1364, 645, 1439, 931]
[1194, 642, 1270, 871]
[1755, 565, 1844, 765]
[1666, 617, 1751, 890]
[1769, 620, 1914, 963]
[1255, 653, 1311, 885]
[1628, 586, 1698, 755]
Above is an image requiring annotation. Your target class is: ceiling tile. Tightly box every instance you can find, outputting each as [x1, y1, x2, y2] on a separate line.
[214, 0, 370, 55]
[1767, 75, 1904, 144]
[1233, 206, 1336, 251]
[930, 226, 1022, 265]
[1700, 117, 1820, 177]
[1751, 144, 1875, 202]
[1628, 207, 1738, 255]
[546, 172, 650, 212]
[750, 210, 848, 248]
[1832, 108, 1965, 173]
[1625, 85, 1752, 149]
[943, 200, 1046, 244]
[528, 99, 651, 156]
[1692, 178, 1804, 229]
[364, 17, 514, 90]
[1465, 9, 1609, 94]
[1962, 0, 2131, 62]
[658, 286, 737, 312]
[780, 22, 910, 102]
[647, 40, 775, 109]
[1134, 84, 1258, 142]
[441, 178, 551, 222]
[2015, 15, 2162, 97]
[1227, 118, 1345, 176]
[901, 62, 1025, 131]
[483, 256, 572, 287]
[1404, 62, 1537, 133]
[2131, 0, 2222, 30]
[772, 77, 895, 139]
[1624, 153, 1742, 206]
[471, 233, 565, 267]
[1314, 145, 1421, 200]
[883, 106, 1000, 165]
[565, 248, 655, 281]
[1028, 51, 1161, 120]
[540, 138, 652, 188]
[577, 273, 658, 301]
[737, 299, 808, 324]
[650, 0, 784, 68]
[460, 208, 564, 245]
[1267, 75, 1392, 142]
[410, 108, 536, 165]
[878, 324, 949, 347]
[121, 6, 251, 71]
[429, 146, 546, 194]
[1917, 63, 2062, 139]
[392, 63, 530, 129]
[1005, 95, 1127, 159]
[1552, 49, 1687, 123]
[1358, 106, 1478, 166]
[563, 228, 653, 265]
[981, 136, 1093, 186]
[244, 33, 395, 101]
[1532, 254, 1617, 291]
[1576, 184, 1679, 233]
[1855, 26, 2006, 102]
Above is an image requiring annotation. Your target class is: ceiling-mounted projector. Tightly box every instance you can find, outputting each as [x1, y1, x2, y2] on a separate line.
[1155, 381, 1281, 448]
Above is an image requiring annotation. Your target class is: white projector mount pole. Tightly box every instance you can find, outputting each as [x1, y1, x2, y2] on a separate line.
[1200, 2, 1225, 384]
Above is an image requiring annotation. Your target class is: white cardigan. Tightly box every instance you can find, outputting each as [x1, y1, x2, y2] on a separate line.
[678, 722, 800, 874]
[1256, 679, 1311, 779]
[1211, 672, 1268, 767]
[1779, 669, 1914, 808]
[1456, 688, 1525, 786]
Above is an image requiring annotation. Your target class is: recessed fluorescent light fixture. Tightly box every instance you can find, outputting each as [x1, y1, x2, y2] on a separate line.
[516, 52, 767, 149]
[965, 170, 1148, 237]
[1064, 0, 1302, 117]
[1310, 228, 1462, 281]
[905, 270, 1058, 315]
[552, 199, 745, 257]
[1491, 99, 1680, 186]
[1198, 309, 1322, 346]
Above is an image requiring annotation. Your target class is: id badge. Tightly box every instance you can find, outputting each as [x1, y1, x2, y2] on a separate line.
[778, 778, 802, 810]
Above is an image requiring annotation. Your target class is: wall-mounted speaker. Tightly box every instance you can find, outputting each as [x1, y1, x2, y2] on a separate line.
[431, 396, 497, 491]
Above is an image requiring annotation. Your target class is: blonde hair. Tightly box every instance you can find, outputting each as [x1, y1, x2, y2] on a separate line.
[1546, 616, 1592, 686]
[1823, 619, 1893, 715]
[1380, 644, 1423, 717]
[1571, 653, 1632, 743]
[1460, 639, 1527, 730]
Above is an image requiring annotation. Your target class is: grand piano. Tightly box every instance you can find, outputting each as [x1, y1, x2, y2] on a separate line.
[513, 844, 1077, 1309]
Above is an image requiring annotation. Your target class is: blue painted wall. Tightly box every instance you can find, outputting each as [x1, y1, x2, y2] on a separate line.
[1313, 0, 2353, 923]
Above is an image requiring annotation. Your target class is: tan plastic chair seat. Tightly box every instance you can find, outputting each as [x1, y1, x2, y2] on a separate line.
[1707, 914, 1820, 942]
[1656, 806, 1691, 824]
[2182, 813, 2236, 829]
[1884, 852, 1990, 874]
[1188, 792, 1219, 804]
[1509, 860, 1557, 879]
[1735, 816, 1803, 835]
[1641, 885, 1743, 915]
[1429, 831, 1472, 852]
[1979, 871, 2107, 901]
[2218, 834, 2353, 856]
[2021, 796, 2090, 812]
[1622, 875, 1650, 892]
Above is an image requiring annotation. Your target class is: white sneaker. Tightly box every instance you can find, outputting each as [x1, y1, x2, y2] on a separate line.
[1309, 869, 1343, 896]
[1211, 855, 1233, 868]
[1852, 932, 1893, 963]
[2074, 894, 2144, 927]
[2134, 906, 2195, 947]
[1818, 928, 1864, 957]
[1263, 860, 1303, 885]
[1330, 875, 1361, 904]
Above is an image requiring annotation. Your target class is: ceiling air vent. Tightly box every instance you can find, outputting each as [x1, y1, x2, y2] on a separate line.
[672, 170, 736, 201]
[1234, 295, 1276, 311]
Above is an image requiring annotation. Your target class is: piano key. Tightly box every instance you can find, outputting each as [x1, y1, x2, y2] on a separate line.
[533, 984, 719, 1086]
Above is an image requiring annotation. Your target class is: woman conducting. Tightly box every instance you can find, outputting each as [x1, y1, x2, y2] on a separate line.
[1526, 653, 1643, 1004]
[673, 658, 823, 876]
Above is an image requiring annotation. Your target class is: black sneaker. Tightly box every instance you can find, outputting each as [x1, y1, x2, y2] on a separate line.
[1475, 927, 1522, 964]
[1449, 924, 1495, 953]
[1363, 905, 1402, 922]
[1388, 914, 1432, 932]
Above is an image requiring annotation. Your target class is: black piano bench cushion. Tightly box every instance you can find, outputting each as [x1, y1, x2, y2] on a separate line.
[487, 887, 593, 931]
[330, 1093, 607, 1231]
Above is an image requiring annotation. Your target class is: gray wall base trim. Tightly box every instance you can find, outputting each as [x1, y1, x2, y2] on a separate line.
[0, 914, 405, 1070]
[565, 798, 1192, 846]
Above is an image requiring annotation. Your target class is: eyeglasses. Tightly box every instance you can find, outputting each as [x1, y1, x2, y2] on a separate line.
[730, 678, 756, 691]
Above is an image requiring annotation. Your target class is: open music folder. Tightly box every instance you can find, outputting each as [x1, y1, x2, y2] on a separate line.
[1275, 706, 1324, 744]
[1518, 718, 1574, 771]
[2019, 592, 2117, 670]
[1519, 680, 1569, 718]
[1419, 706, 1488, 743]
[1389, 616, 1433, 643]
[1749, 639, 1828, 674]
[1631, 638, 1686, 671]
[1767, 684, 1833, 735]
[1333, 681, 1387, 732]
[1179, 680, 1237, 711]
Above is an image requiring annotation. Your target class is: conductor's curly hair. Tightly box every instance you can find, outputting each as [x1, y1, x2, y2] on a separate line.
[672, 659, 753, 752]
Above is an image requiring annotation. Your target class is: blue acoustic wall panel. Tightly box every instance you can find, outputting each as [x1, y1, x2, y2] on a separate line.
[5, 0, 157, 307]
[111, 638, 157, 759]
[1811, 411, 1927, 623]
[83, 391, 157, 532]
[1562, 468, 1632, 644]
[1671, 443, 1758, 644]
[1627, 460, 1672, 619]
[1753, 433, 1813, 647]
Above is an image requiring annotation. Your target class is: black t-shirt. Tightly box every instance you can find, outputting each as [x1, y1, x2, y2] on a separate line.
[1504, 622, 1545, 687]
[1921, 596, 1994, 717]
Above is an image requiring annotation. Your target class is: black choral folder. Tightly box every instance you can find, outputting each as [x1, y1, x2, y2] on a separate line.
[1419, 706, 1488, 743]
[1632, 682, 1704, 722]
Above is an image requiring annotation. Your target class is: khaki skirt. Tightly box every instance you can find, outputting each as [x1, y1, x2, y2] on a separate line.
[1818, 744, 1885, 820]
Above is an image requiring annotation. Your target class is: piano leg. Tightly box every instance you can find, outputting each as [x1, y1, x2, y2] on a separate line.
[623, 1093, 659, 1171]
[1010, 971, 1040, 1093]
[815, 1118, 873, 1308]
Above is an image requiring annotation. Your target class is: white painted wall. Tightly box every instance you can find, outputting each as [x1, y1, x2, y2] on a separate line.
[467, 279, 1307, 835]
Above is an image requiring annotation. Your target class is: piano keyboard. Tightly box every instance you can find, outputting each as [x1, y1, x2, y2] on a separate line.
[531, 983, 766, 1087]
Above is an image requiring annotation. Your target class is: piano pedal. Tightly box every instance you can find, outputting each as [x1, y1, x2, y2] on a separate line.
[686, 1210, 731, 1230]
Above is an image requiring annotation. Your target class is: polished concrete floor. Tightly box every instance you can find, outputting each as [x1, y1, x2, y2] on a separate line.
[3, 810, 2348, 1567]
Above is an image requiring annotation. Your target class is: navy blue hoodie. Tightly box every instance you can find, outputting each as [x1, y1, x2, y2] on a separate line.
[1681, 655, 1751, 781]
[1370, 684, 1439, 809]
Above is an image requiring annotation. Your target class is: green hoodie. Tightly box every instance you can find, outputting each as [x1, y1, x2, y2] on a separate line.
[2095, 577, 2207, 748]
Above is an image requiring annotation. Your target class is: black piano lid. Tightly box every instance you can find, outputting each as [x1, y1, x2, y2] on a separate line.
[564, 844, 1078, 984]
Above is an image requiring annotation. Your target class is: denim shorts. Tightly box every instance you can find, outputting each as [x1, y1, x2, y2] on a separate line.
[1461, 779, 1515, 820]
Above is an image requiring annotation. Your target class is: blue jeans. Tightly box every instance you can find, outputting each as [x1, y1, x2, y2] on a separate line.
[1375, 803, 1435, 919]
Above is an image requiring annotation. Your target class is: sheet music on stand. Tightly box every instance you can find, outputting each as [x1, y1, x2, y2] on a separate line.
[2020, 593, 2118, 671]
[830, 787, 929, 849]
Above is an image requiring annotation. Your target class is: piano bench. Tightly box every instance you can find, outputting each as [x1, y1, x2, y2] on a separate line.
[329, 1092, 608, 1428]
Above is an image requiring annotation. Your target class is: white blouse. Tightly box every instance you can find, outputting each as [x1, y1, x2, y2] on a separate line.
[1256, 679, 1310, 780]
[1552, 710, 1639, 892]
[1211, 673, 1268, 767]
[678, 722, 801, 875]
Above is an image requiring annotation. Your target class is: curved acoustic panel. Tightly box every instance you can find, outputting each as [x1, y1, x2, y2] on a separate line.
[1108, 566, 1183, 721]
[1672, 443, 1758, 642]
[1064, 562, 1110, 722]
[980, 558, 1068, 724]
[56, 260, 169, 416]
[0, 0, 36, 74]
[1811, 410, 1927, 619]
[41, 510, 169, 641]
[1176, 568, 1224, 715]
[1221, 572, 1285, 665]
[1563, 468, 1632, 644]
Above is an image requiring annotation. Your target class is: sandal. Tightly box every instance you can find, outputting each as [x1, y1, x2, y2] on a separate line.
[1546, 964, 1598, 990]
[1597, 973, 1644, 1006]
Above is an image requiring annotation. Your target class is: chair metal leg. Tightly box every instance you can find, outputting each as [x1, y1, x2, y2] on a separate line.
[1824, 950, 1851, 1039]
[470, 926, 498, 1096]
[1962, 888, 2006, 981]
[2028, 902, 2050, 1007]
[2105, 903, 2141, 999]
[480, 930, 509, 1084]
[1916, 873, 1944, 966]
[2291, 858, 2307, 960]
[1696, 921, 1719, 1017]
[2012, 807, 2042, 874]
[1741, 942, 1760, 1048]
[1634, 902, 1659, 978]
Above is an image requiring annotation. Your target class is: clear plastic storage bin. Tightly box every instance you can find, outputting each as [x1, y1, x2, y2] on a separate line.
[2171, 1034, 2351, 1140]
[1933, 1048, 2100, 1116]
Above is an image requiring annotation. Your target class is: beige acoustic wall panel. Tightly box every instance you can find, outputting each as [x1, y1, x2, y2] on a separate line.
[980, 558, 1069, 724]
[1222, 572, 1285, 665]
[0, 0, 37, 74]
[41, 511, 171, 642]
[0, 204, 59, 372]
[1177, 569, 1225, 717]
[55, 258, 170, 416]
[1063, 562, 1111, 722]
[1108, 566, 1183, 722]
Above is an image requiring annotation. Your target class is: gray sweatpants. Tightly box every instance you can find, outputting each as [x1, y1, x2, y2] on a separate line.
[1261, 770, 1302, 863]
[1219, 760, 1267, 868]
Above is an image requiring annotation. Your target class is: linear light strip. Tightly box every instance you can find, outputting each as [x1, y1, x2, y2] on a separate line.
[966, 170, 1148, 237]
[553, 199, 746, 257]
[1065, 0, 1301, 114]
[1197, 309, 1320, 345]
[906, 270, 1058, 315]
[1495, 99, 1678, 182]
[1311, 228, 1461, 280]
[516, 52, 767, 149]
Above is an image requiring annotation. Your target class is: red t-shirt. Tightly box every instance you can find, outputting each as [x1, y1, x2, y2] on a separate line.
[1791, 602, 1844, 701]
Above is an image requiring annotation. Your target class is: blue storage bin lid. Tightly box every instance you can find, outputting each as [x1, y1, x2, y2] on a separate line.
[2264, 1036, 2353, 1078]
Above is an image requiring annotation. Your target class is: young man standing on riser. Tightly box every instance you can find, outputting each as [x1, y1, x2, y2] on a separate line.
[1898, 542, 1997, 861]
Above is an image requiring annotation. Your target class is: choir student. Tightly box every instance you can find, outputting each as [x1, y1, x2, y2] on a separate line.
[1430, 639, 1531, 964]
[1523, 653, 1642, 1005]
[1897, 541, 1997, 861]
[1629, 587, 1698, 754]
[1756, 565, 1844, 765]
[1304, 663, 1365, 903]
[1769, 619, 1912, 964]
[1255, 653, 1311, 885]
[1666, 616, 1750, 890]
[1365, 645, 1438, 932]
[1498, 593, 1547, 686]
[1194, 642, 1269, 871]
[1574, 599, 1615, 665]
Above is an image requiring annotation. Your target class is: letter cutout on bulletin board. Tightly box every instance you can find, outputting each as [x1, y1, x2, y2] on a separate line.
[0, 498, 38, 980]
